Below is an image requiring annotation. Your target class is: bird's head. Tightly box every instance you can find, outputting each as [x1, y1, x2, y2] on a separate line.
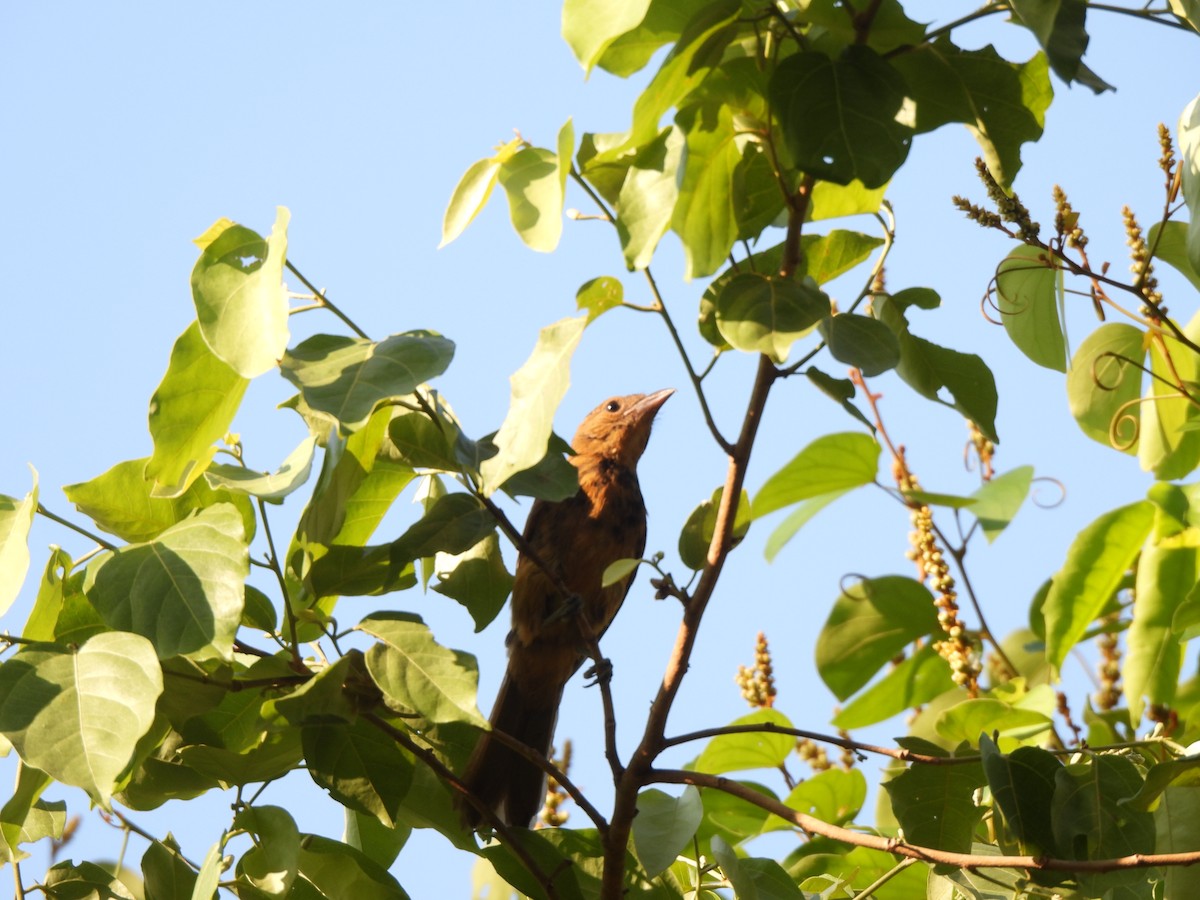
[571, 388, 674, 469]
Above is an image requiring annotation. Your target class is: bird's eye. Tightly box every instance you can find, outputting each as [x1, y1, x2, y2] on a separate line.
[605, 400, 620, 412]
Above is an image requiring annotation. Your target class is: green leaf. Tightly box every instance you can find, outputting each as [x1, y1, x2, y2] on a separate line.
[599, 0, 740, 163]
[633, 787, 702, 878]
[980, 735, 1061, 854]
[235, 805, 301, 899]
[752, 432, 879, 519]
[935, 696, 1054, 747]
[497, 435, 580, 502]
[1180, 94, 1200, 277]
[0, 764, 62, 865]
[194, 838, 227, 900]
[1149, 221, 1200, 293]
[900, 334, 1000, 442]
[1066, 322, 1145, 451]
[190, 207, 291, 378]
[294, 834, 409, 899]
[1157, 785, 1200, 899]
[431, 533, 515, 632]
[204, 436, 317, 503]
[1044, 500, 1155, 670]
[601, 557, 641, 587]
[65, 456, 253, 544]
[280, 331, 455, 433]
[692, 709, 795, 775]
[1139, 313, 1200, 479]
[816, 576, 940, 701]
[358, 611, 485, 726]
[440, 156, 503, 248]
[672, 101, 741, 279]
[141, 838, 198, 900]
[87, 504, 249, 661]
[1171, 0, 1200, 33]
[498, 146, 565, 253]
[763, 490, 847, 561]
[883, 757, 985, 853]
[678, 486, 751, 570]
[1053, 756, 1154, 894]
[0, 632, 162, 807]
[596, 0, 714, 77]
[1124, 494, 1198, 722]
[392, 492, 497, 563]
[618, 125, 685, 270]
[576, 276, 624, 322]
[344, 808, 410, 872]
[0, 470, 37, 618]
[890, 39, 1051, 188]
[784, 767, 867, 827]
[970, 465, 1034, 542]
[43, 861, 137, 899]
[699, 233, 878, 351]
[479, 316, 587, 494]
[712, 836, 804, 900]
[1009, 0, 1114, 93]
[145, 321, 250, 496]
[804, 367, 873, 431]
[818, 313, 900, 376]
[561, 0, 653, 74]
[23, 549, 76, 642]
[832, 644, 954, 729]
[996, 244, 1066, 372]
[770, 46, 912, 188]
[802, 230, 885, 284]
[715, 272, 830, 363]
[808, 178, 888, 221]
[1125, 753, 1200, 813]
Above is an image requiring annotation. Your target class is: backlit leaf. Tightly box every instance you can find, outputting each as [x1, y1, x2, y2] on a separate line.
[816, 576, 940, 701]
[1043, 500, 1155, 670]
[87, 503, 248, 661]
[715, 272, 830, 362]
[190, 207, 290, 378]
[498, 146, 565, 253]
[145, 321, 249, 497]
[996, 244, 1066, 372]
[359, 611, 485, 726]
[753, 432, 878, 519]
[479, 316, 587, 495]
[280, 331, 454, 433]
[0, 632, 162, 807]
[0, 469, 37, 618]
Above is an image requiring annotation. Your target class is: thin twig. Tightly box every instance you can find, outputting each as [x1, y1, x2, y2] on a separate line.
[254, 498, 304, 668]
[284, 261, 370, 339]
[642, 266, 733, 453]
[363, 713, 562, 900]
[36, 504, 117, 551]
[486, 727, 610, 834]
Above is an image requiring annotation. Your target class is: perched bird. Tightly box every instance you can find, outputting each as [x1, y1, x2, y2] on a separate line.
[461, 388, 674, 828]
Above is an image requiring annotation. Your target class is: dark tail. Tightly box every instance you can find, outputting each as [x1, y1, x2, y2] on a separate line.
[460, 668, 562, 828]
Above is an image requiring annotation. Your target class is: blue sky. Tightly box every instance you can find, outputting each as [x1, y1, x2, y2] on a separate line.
[2, 4, 1198, 897]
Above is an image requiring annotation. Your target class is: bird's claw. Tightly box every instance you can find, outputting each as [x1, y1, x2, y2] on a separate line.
[584, 657, 613, 687]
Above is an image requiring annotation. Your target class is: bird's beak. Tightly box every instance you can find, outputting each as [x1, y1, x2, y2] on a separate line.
[626, 388, 674, 420]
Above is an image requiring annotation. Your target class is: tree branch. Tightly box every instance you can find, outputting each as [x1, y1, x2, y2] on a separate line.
[651, 768, 1200, 873]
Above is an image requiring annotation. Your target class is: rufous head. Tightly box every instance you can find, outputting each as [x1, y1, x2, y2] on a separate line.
[571, 388, 674, 469]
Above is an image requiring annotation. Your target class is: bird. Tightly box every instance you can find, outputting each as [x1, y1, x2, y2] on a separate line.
[460, 388, 674, 828]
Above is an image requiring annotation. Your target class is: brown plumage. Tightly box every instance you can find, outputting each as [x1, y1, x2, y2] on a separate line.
[460, 388, 673, 828]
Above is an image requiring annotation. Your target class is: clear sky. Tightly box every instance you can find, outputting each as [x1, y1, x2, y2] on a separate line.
[2, 4, 1198, 898]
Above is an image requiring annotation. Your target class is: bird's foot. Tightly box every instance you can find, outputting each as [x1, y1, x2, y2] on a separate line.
[584, 657, 613, 687]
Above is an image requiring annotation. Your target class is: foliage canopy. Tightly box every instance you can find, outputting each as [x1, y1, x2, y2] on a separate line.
[4, 2, 1200, 899]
